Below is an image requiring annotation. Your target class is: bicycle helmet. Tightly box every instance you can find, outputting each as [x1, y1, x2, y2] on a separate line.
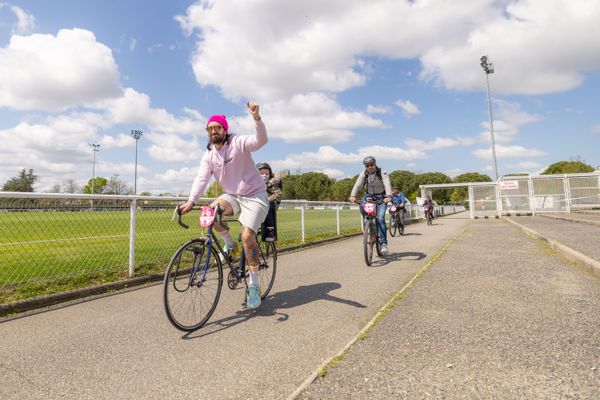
[363, 156, 376, 166]
[256, 162, 273, 178]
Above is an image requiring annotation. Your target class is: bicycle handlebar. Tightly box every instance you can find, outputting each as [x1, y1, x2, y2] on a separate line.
[172, 204, 226, 229]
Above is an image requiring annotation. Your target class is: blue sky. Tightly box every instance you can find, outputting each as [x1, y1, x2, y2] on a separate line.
[1, 0, 599, 195]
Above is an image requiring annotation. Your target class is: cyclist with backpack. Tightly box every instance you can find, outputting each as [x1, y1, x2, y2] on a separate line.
[256, 162, 282, 242]
[349, 156, 392, 254]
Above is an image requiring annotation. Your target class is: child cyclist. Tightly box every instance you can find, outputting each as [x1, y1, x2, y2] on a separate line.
[390, 186, 408, 231]
[256, 162, 282, 241]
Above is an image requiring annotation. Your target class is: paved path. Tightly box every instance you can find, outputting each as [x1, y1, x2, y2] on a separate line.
[0, 214, 471, 400]
[299, 219, 600, 399]
[507, 216, 600, 262]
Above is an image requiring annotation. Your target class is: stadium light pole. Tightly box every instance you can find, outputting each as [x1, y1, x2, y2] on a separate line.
[480, 55, 499, 181]
[130, 130, 143, 195]
[88, 143, 100, 195]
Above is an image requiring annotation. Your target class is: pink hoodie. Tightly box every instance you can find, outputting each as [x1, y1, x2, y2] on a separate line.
[188, 119, 268, 202]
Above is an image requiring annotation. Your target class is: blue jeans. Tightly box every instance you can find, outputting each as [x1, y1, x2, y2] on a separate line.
[360, 195, 387, 245]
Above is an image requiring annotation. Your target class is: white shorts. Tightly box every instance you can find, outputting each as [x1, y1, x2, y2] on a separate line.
[218, 191, 269, 234]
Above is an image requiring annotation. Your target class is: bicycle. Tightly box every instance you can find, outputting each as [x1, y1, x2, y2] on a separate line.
[388, 205, 405, 237]
[424, 207, 434, 225]
[163, 204, 277, 332]
[361, 198, 384, 266]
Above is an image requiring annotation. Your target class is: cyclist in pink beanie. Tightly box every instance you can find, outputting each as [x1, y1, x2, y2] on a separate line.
[179, 102, 268, 309]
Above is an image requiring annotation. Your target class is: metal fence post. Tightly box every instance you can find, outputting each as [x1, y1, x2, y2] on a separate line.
[336, 203, 340, 235]
[129, 198, 137, 277]
[301, 203, 305, 243]
[529, 176, 535, 216]
[468, 184, 475, 219]
[564, 175, 571, 213]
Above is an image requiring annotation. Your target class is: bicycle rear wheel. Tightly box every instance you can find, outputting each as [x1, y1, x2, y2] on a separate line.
[163, 239, 223, 331]
[255, 240, 277, 299]
[363, 219, 374, 266]
[427, 212, 433, 225]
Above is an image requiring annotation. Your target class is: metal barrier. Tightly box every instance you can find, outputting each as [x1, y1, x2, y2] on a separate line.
[421, 172, 600, 218]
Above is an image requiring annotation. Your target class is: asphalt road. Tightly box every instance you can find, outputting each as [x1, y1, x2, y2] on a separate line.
[298, 219, 600, 399]
[0, 213, 471, 400]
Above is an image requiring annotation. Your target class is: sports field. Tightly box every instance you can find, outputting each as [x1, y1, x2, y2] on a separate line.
[0, 207, 360, 302]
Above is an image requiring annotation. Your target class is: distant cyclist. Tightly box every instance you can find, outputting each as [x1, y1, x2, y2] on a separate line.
[390, 186, 408, 230]
[349, 156, 392, 254]
[423, 195, 435, 221]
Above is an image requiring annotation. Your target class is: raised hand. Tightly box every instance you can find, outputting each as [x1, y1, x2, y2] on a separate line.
[247, 101, 261, 120]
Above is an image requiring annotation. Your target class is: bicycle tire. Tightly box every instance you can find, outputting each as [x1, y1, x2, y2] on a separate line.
[163, 239, 223, 332]
[389, 214, 398, 237]
[363, 219, 373, 266]
[427, 212, 433, 225]
[254, 240, 277, 299]
[374, 220, 382, 257]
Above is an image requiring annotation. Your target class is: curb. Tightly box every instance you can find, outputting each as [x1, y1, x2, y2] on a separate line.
[285, 224, 468, 400]
[538, 213, 600, 227]
[504, 218, 600, 278]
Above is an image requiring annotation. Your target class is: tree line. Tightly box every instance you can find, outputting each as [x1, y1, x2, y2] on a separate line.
[2, 161, 596, 203]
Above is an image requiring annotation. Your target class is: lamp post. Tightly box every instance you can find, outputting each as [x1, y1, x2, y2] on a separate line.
[480, 55, 499, 181]
[130, 130, 143, 195]
[88, 143, 100, 195]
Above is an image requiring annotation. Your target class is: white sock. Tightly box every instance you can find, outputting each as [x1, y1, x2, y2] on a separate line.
[249, 270, 259, 286]
[220, 231, 235, 248]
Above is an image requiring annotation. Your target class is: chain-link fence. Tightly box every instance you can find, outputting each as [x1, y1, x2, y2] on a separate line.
[0, 192, 467, 303]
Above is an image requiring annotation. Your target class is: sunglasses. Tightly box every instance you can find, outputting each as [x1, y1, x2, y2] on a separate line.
[365, 163, 376, 167]
[206, 126, 224, 133]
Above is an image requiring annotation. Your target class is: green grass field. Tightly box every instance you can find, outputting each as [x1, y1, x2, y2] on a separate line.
[0, 207, 361, 302]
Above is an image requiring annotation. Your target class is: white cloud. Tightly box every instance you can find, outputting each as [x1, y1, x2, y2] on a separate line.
[480, 100, 541, 143]
[146, 133, 204, 163]
[420, 0, 600, 95]
[99, 134, 134, 149]
[473, 144, 546, 160]
[233, 93, 383, 144]
[96, 88, 205, 136]
[395, 99, 420, 117]
[9, 5, 36, 34]
[405, 136, 474, 151]
[359, 145, 427, 161]
[0, 28, 122, 111]
[445, 168, 463, 178]
[366, 104, 390, 114]
[506, 161, 542, 169]
[178, 0, 600, 99]
[592, 124, 600, 134]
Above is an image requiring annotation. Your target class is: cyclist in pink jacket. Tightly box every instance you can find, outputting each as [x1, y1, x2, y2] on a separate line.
[179, 102, 268, 309]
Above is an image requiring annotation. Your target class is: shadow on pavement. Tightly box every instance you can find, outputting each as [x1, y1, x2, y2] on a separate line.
[368, 251, 427, 268]
[398, 232, 422, 236]
[182, 282, 365, 339]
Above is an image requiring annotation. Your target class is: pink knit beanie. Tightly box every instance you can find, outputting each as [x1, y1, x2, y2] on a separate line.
[206, 115, 228, 132]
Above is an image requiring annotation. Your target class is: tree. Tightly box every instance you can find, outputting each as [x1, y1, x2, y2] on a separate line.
[414, 172, 453, 203]
[331, 178, 356, 201]
[62, 179, 81, 193]
[295, 172, 334, 201]
[140, 191, 152, 196]
[104, 175, 133, 195]
[542, 161, 594, 175]
[206, 181, 223, 198]
[388, 170, 418, 198]
[82, 177, 108, 194]
[2, 169, 38, 192]
[450, 172, 492, 204]
[282, 174, 301, 199]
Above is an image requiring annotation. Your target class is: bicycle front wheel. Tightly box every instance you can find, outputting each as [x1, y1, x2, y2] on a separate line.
[163, 239, 223, 331]
[363, 220, 374, 266]
[389, 214, 398, 237]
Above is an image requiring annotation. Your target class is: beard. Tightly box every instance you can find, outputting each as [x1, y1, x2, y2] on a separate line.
[210, 133, 227, 145]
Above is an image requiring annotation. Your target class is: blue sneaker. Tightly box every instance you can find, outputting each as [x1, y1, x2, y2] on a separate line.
[246, 283, 261, 309]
